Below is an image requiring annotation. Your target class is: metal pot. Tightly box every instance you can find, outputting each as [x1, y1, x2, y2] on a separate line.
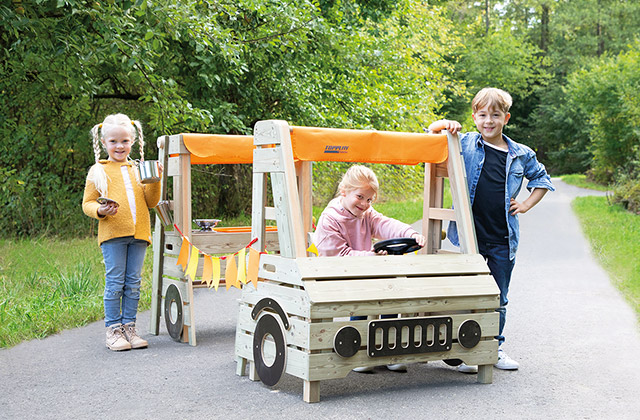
[154, 200, 173, 226]
[137, 160, 161, 184]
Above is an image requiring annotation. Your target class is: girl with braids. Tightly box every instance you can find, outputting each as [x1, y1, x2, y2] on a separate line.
[82, 113, 162, 351]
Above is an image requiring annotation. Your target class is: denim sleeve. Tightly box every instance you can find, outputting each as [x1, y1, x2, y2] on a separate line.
[523, 151, 555, 192]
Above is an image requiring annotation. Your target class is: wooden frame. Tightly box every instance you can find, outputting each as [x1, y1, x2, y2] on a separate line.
[149, 134, 279, 346]
[235, 120, 500, 402]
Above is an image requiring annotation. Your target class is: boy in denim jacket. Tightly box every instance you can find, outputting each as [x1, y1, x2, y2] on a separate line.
[429, 87, 554, 373]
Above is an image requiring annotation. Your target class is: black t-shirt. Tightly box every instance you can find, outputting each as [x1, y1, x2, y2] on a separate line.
[472, 143, 509, 244]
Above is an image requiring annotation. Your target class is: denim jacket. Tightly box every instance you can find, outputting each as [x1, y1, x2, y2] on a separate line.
[447, 132, 555, 260]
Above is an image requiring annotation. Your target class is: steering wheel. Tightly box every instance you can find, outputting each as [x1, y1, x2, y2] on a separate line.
[373, 237, 422, 255]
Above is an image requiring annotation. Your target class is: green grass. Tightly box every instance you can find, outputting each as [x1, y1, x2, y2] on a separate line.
[572, 196, 640, 320]
[560, 174, 610, 191]
[0, 237, 154, 348]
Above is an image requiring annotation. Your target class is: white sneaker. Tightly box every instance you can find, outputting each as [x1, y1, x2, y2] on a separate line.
[457, 363, 478, 374]
[494, 349, 519, 370]
[386, 363, 407, 372]
[352, 366, 375, 373]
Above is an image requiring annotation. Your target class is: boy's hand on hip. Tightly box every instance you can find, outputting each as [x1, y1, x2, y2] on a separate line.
[509, 198, 530, 215]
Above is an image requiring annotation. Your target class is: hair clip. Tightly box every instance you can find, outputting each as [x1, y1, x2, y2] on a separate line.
[99, 124, 103, 128]
[131, 121, 135, 126]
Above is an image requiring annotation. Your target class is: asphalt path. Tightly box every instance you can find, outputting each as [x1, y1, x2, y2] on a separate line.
[1, 179, 639, 419]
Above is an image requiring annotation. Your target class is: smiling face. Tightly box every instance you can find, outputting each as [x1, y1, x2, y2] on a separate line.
[472, 105, 511, 145]
[101, 125, 133, 162]
[341, 186, 376, 218]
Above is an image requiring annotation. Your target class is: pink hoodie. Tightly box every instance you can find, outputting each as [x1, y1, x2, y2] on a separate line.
[313, 197, 418, 256]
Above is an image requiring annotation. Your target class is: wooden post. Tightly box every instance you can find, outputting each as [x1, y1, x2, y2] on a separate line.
[150, 135, 169, 335]
[446, 131, 478, 254]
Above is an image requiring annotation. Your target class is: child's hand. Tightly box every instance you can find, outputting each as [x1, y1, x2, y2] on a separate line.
[411, 233, 426, 248]
[375, 248, 388, 256]
[98, 202, 118, 217]
[428, 120, 462, 135]
[509, 198, 531, 215]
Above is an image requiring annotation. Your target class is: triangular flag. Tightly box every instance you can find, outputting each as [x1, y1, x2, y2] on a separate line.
[247, 247, 260, 287]
[176, 237, 190, 270]
[237, 247, 247, 285]
[185, 245, 199, 280]
[202, 255, 213, 287]
[224, 255, 239, 290]
[211, 257, 221, 291]
[306, 242, 318, 256]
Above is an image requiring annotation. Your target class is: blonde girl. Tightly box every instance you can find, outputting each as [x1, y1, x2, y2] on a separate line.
[81, 113, 161, 351]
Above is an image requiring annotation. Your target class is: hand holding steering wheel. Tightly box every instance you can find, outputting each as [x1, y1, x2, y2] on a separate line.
[373, 237, 423, 255]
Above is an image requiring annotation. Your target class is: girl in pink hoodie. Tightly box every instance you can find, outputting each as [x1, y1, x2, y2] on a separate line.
[313, 165, 425, 256]
[313, 165, 426, 373]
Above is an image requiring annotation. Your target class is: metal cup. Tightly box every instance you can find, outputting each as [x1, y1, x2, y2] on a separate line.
[154, 200, 173, 226]
[137, 160, 161, 184]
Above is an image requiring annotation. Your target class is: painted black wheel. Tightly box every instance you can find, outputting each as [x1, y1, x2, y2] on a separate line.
[253, 313, 287, 386]
[443, 359, 463, 367]
[164, 283, 183, 341]
[458, 320, 481, 349]
[373, 237, 422, 255]
[333, 326, 361, 358]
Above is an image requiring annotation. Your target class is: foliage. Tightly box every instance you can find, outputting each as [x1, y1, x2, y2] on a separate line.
[0, 237, 153, 348]
[0, 0, 461, 238]
[562, 44, 640, 183]
[573, 196, 640, 319]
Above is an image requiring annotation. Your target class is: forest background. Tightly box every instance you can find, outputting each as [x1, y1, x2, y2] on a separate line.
[2, 0, 640, 237]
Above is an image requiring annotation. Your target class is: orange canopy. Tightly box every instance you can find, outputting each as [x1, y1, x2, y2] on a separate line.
[290, 126, 448, 165]
[181, 133, 254, 164]
[179, 127, 448, 165]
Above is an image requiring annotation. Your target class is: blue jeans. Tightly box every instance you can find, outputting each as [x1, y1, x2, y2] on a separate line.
[100, 236, 148, 327]
[478, 242, 515, 346]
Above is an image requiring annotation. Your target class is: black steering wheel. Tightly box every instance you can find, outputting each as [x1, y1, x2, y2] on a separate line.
[373, 237, 422, 255]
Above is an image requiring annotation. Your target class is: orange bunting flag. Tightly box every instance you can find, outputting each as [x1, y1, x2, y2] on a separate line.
[202, 255, 213, 287]
[185, 245, 199, 281]
[210, 257, 221, 291]
[247, 247, 260, 288]
[176, 237, 190, 270]
[224, 255, 239, 290]
[237, 248, 247, 285]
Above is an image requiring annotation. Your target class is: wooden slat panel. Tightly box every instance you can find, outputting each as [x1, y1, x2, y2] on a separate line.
[257, 254, 303, 286]
[240, 282, 311, 318]
[235, 331, 310, 379]
[163, 230, 279, 256]
[237, 305, 311, 349]
[295, 253, 490, 280]
[304, 312, 498, 351]
[305, 340, 497, 381]
[308, 294, 500, 318]
[304, 275, 499, 303]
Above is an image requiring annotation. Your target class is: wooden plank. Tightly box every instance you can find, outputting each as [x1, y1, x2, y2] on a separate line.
[276, 121, 307, 258]
[428, 208, 455, 221]
[257, 254, 304, 287]
[446, 131, 478, 254]
[167, 134, 188, 155]
[254, 120, 283, 146]
[167, 156, 181, 177]
[295, 253, 490, 280]
[253, 147, 284, 173]
[308, 294, 500, 318]
[296, 161, 313, 235]
[163, 229, 279, 256]
[304, 275, 499, 303]
[237, 305, 311, 349]
[240, 282, 311, 318]
[251, 171, 268, 253]
[301, 312, 498, 351]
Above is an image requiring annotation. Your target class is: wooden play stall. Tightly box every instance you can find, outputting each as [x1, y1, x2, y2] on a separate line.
[149, 133, 279, 346]
[235, 120, 501, 403]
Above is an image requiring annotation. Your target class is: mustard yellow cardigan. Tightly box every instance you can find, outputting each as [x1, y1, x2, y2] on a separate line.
[82, 160, 161, 245]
